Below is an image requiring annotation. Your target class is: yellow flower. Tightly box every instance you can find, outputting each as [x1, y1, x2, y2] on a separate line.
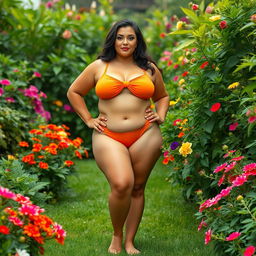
[53, 100, 63, 107]
[58, 131, 68, 138]
[176, 21, 184, 30]
[178, 79, 185, 86]
[228, 82, 240, 89]
[179, 142, 193, 157]
[8, 155, 15, 160]
[178, 56, 184, 62]
[209, 15, 221, 22]
[181, 119, 188, 125]
[169, 97, 180, 106]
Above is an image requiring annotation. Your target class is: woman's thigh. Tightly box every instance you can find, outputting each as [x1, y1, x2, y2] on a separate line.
[128, 123, 162, 186]
[92, 131, 134, 189]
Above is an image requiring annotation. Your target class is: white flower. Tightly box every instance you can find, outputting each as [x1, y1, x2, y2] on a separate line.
[90, 1, 97, 9]
[16, 249, 30, 256]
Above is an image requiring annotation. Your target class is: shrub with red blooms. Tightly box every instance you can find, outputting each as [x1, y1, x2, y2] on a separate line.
[196, 151, 256, 255]
[0, 186, 66, 255]
[17, 123, 89, 199]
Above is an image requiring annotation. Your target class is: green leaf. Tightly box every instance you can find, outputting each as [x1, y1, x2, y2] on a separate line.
[242, 82, 256, 97]
[203, 118, 215, 133]
[181, 8, 200, 24]
[237, 210, 249, 214]
[170, 30, 193, 35]
[53, 66, 62, 75]
[174, 39, 196, 52]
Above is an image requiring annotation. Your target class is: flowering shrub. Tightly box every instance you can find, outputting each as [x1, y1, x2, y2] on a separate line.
[196, 152, 256, 255]
[0, 186, 66, 256]
[16, 123, 88, 199]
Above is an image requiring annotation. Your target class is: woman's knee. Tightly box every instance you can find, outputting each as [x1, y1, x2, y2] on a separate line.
[111, 181, 134, 198]
[131, 184, 145, 198]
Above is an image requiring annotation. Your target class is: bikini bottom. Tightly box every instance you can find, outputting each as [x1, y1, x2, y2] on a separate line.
[103, 120, 151, 148]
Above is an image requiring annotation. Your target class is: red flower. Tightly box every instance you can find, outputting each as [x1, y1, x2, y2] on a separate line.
[75, 150, 82, 159]
[0, 225, 10, 234]
[39, 162, 49, 169]
[200, 61, 209, 69]
[160, 32, 166, 38]
[229, 122, 238, 131]
[178, 132, 185, 138]
[225, 232, 241, 241]
[244, 246, 256, 256]
[19, 141, 29, 147]
[173, 119, 183, 126]
[219, 20, 228, 29]
[182, 71, 189, 77]
[210, 102, 221, 112]
[192, 4, 199, 10]
[64, 160, 74, 167]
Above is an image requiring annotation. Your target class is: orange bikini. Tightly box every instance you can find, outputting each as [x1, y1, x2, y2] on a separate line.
[95, 63, 155, 147]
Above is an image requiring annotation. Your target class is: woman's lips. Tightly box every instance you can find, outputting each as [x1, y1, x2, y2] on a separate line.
[121, 47, 129, 51]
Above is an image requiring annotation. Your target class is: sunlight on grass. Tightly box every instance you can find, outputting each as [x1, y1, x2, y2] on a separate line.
[44, 159, 215, 256]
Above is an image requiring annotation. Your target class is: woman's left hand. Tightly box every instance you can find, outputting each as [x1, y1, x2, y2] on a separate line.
[145, 107, 164, 125]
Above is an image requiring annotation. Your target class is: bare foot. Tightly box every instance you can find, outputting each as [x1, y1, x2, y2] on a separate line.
[108, 235, 122, 254]
[125, 242, 141, 255]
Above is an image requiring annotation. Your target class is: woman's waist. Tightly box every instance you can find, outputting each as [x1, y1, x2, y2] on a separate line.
[100, 113, 149, 133]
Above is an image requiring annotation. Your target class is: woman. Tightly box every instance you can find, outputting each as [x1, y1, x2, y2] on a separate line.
[67, 19, 169, 255]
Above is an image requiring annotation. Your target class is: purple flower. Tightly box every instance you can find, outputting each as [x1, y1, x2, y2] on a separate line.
[170, 141, 180, 150]
[63, 104, 74, 112]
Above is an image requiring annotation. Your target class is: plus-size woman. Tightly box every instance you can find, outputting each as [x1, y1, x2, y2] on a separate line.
[67, 19, 169, 255]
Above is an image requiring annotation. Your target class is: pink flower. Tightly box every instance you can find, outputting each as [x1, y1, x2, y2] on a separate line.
[226, 232, 241, 241]
[163, 51, 172, 56]
[173, 76, 179, 82]
[231, 156, 245, 161]
[205, 6, 214, 14]
[46, 1, 53, 8]
[198, 219, 208, 231]
[192, 4, 199, 10]
[5, 97, 15, 103]
[0, 87, 4, 96]
[205, 229, 212, 244]
[214, 162, 228, 173]
[219, 186, 233, 197]
[232, 175, 248, 187]
[62, 30, 72, 39]
[224, 161, 237, 173]
[39, 91, 47, 98]
[248, 116, 256, 123]
[16, 194, 31, 205]
[219, 20, 228, 29]
[0, 79, 11, 86]
[160, 56, 170, 61]
[13, 68, 19, 72]
[218, 174, 225, 186]
[63, 104, 73, 112]
[173, 64, 179, 69]
[229, 122, 238, 131]
[244, 246, 256, 256]
[33, 72, 42, 78]
[23, 85, 39, 99]
[0, 187, 16, 200]
[163, 151, 169, 157]
[243, 163, 256, 172]
[19, 204, 45, 216]
[210, 102, 221, 112]
[8, 216, 24, 226]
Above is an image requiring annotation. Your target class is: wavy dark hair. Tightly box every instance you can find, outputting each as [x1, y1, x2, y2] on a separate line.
[97, 19, 160, 75]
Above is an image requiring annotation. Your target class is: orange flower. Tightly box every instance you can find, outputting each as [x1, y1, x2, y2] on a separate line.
[37, 155, 45, 159]
[43, 143, 58, 155]
[64, 160, 74, 167]
[58, 141, 69, 149]
[84, 149, 89, 158]
[62, 124, 70, 130]
[75, 150, 82, 159]
[178, 132, 185, 138]
[29, 129, 43, 135]
[23, 224, 41, 238]
[162, 158, 169, 165]
[32, 143, 43, 152]
[160, 32, 166, 38]
[38, 162, 49, 169]
[22, 154, 36, 165]
[32, 137, 42, 142]
[30, 215, 53, 236]
[19, 141, 29, 147]
[72, 137, 83, 147]
[168, 154, 175, 161]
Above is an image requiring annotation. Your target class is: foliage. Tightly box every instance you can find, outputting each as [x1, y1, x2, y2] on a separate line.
[0, 158, 50, 205]
[0, 186, 66, 256]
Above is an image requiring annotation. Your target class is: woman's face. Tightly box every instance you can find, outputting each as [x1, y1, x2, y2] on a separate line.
[114, 26, 137, 58]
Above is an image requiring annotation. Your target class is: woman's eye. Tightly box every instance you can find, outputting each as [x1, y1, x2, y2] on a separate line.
[128, 37, 135, 40]
[116, 36, 123, 40]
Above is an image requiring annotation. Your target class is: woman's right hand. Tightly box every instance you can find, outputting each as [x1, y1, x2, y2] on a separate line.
[86, 116, 107, 133]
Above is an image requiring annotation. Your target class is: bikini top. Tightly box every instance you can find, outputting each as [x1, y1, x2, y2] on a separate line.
[95, 63, 155, 100]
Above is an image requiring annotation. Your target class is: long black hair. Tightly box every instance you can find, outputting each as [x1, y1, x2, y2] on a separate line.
[98, 19, 160, 75]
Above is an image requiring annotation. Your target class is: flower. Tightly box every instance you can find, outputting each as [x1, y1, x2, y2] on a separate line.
[176, 21, 184, 30]
[62, 30, 72, 39]
[0, 79, 11, 86]
[205, 229, 212, 244]
[178, 132, 185, 138]
[173, 119, 182, 126]
[244, 246, 256, 256]
[210, 102, 221, 112]
[226, 232, 241, 241]
[213, 163, 228, 173]
[0, 225, 10, 234]
[229, 122, 238, 131]
[46, 1, 53, 8]
[170, 142, 180, 150]
[160, 32, 166, 38]
[198, 219, 207, 231]
[228, 82, 240, 89]
[33, 72, 42, 78]
[16, 249, 30, 256]
[182, 71, 189, 77]
[75, 150, 82, 159]
[63, 104, 73, 112]
[9, 216, 24, 226]
[209, 15, 221, 22]
[0, 87, 4, 96]
[192, 4, 199, 10]
[218, 174, 225, 186]
[178, 79, 185, 86]
[243, 163, 256, 172]
[173, 76, 179, 82]
[250, 14, 256, 23]
[219, 20, 228, 29]
[64, 160, 74, 167]
[224, 161, 237, 173]
[248, 116, 256, 123]
[200, 61, 209, 69]
[5, 97, 15, 103]
[0, 186, 16, 200]
[39, 162, 49, 169]
[205, 6, 214, 14]
[232, 175, 248, 187]
[19, 141, 29, 147]
[179, 142, 193, 157]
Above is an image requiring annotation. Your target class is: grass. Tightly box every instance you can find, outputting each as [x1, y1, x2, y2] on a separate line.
[44, 159, 215, 256]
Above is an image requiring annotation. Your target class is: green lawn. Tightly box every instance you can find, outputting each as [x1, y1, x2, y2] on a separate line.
[44, 159, 215, 256]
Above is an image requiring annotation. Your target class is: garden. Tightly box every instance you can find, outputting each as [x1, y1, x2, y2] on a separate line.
[0, 0, 255, 255]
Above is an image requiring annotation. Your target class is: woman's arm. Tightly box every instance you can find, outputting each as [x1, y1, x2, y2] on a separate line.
[67, 60, 107, 132]
[145, 64, 170, 124]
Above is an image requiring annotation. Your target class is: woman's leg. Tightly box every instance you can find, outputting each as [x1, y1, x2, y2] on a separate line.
[125, 123, 162, 254]
[92, 131, 134, 254]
